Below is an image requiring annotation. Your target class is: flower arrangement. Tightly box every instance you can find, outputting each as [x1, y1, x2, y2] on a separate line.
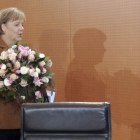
[0, 42, 55, 104]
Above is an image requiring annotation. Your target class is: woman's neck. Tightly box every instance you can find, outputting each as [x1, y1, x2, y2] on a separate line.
[1, 35, 16, 47]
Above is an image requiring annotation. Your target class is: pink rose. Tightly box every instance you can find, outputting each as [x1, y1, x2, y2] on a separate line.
[0, 64, 2, 68]
[18, 45, 24, 52]
[42, 67, 47, 74]
[24, 46, 29, 51]
[19, 79, 28, 87]
[16, 70, 20, 74]
[18, 50, 29, 58]
[18, 52, 22, 59]
[33, 77, 43, 86]
[28, 54, 35, 62]
[21, 50, 29, 57]
[34, 77, 39, 81]
[35, 91, 42, 99]
[46, 59, 52, 68]
[14, 61, 20, 69]
[0, 81, 4, 88]
[9, 79, 13, 84]
[7, 48, 14, 54]
[39, 61, 46, 67]
[18, 45, 29, 52]
[28, 68, 35, 76]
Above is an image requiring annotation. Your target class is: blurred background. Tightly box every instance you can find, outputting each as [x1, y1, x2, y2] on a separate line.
[1, 0, 140, 139]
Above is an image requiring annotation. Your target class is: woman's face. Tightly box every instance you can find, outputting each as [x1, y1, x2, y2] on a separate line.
[3, 19, 24, 43]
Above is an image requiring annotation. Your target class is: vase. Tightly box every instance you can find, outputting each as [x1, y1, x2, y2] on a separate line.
[46, 90, 55, 103]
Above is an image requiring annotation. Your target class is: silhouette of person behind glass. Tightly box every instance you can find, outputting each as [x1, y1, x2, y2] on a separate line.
[105, 69, 140, 126]
[65, 28, 106, 102]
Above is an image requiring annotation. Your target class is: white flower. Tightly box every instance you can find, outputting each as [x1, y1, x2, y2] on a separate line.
[1, 64, 6, 70]
[39, 61, 46, 67]
[12, 45, 17, 49]
[36, 68, 41, 74]
[41, 77, 49, 83]
[31, 51, 36, 55]
[46, 59, 52, 68]
[10, 74, 18, 81]
[42, 67, 47, 74]
[0, 51, 8, 60]
[14, 61, 20, 69]
[21, 96, 25, 100]
[20, 66, 29, 75]
[38, 53, 45, 58]
[33, 72, 39, 77]
[28, 54, 35, 62]
[0, 69, 6, 76]
[28, 49, 36, 55]
[4, 78, 11, 86]
[9, 53, 17, 63]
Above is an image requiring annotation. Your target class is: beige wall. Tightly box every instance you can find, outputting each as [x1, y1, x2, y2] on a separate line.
[1, 0, 140, 139]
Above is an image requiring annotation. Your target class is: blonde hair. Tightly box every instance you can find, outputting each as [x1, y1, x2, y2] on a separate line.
[0, 7, 26, 35]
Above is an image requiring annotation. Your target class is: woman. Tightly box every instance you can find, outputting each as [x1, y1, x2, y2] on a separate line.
[0, 7, 26, 140]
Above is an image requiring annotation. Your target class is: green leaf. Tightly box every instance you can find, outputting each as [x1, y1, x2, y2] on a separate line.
[24, 43, 28, 46]
[0, 91, 6, 98]
[41, 98, 44, 102]
[21, 74, 30, 80]
[0, 87, 6, 92]
[49, 73, 55, 76]
[18, 41, 28, 46]
[13, 95, 16, 99]
[35, 98, 43, 103]
[46, 76, 52, 79]
[45, 56, 50, 61]
[36, 58, 45, 63]
[46, 68, 50, 75]
[5, 91, 15, 99]
[18, 40, 22, 45]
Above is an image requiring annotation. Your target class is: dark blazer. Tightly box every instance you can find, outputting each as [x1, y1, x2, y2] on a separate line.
[0, 38, 21, 129]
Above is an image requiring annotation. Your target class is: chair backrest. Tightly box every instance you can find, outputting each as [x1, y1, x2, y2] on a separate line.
[20, 102, 111, 140]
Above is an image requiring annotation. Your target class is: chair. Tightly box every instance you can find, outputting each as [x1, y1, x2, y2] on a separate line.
[20, 102, 111, 140]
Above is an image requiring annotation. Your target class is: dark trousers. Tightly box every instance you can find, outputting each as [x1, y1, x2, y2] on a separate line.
[0, 129, 20, 140]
